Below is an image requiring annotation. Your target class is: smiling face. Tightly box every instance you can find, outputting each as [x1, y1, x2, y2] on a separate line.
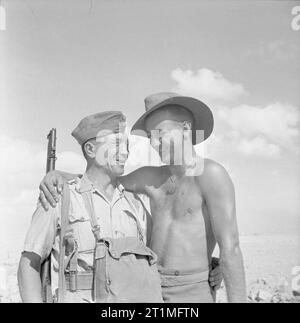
[145, 105, 194, 165]
[83, 132, 129, 176]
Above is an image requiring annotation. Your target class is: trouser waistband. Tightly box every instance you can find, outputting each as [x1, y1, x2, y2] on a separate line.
[158, 267, 209, 287]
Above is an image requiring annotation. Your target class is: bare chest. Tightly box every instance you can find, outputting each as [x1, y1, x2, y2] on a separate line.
[150, 176, 204, 221]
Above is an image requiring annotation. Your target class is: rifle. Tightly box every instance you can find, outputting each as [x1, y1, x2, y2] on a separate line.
[41, 128, 57, 303]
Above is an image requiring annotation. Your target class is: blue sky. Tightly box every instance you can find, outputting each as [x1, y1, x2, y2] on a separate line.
[0, 0, 300, 258]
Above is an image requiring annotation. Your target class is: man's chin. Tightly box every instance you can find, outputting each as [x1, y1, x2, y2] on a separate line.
[112, 164, 125, 175]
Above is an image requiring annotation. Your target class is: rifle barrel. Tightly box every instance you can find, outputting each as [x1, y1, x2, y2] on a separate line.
[46, 128, 57, 173]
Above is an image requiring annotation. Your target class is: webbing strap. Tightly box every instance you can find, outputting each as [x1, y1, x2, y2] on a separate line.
[123, 192, 145, 242]
[65, 272, 93, 291]
[81, 191, 101, 241]
[81, 191, 108, 302]
[57, 183, 71, 303]
[81, 189, 144, 242]
[94, 242, 108, 302]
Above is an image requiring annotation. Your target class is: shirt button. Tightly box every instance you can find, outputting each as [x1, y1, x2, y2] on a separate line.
[175, 271, 180, 276]
[107, 279, 111, 285]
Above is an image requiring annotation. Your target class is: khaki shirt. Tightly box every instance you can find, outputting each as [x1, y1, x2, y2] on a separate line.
[23, 174, 149, 294]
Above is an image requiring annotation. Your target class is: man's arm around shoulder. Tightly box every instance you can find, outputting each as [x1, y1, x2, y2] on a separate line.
[120, 166, 163, 195]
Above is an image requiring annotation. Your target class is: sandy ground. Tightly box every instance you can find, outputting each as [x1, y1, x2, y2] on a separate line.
[215, 234, 300, 303]
[1, 234, 299, 303]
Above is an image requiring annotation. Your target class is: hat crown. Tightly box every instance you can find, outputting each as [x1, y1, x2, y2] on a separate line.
[144, 92, 181, 111]
[71, 111, 126, 146]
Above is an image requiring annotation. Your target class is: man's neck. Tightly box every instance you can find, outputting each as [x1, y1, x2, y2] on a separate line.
[169, 147, 200, 178]
[169, 165, 186, 178]
[85, 164, 117, 199]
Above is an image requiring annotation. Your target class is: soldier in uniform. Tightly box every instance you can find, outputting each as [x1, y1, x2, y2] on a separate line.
[18, 111, 163, 303]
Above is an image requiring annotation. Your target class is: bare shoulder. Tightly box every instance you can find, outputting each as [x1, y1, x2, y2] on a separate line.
[203, 158, 230, 179]
[197, 158, 234, 193]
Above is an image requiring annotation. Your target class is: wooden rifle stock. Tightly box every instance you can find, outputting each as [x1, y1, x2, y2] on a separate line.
[41, 128, 57, 303]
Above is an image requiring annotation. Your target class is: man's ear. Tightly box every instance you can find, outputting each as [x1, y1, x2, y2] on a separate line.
[83, 141, 96, 159]
[182, 120, 192, 131]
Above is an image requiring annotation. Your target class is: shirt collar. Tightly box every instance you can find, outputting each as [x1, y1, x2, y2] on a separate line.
[76, 173, 94, 193]
[117, 181, 125, 196]
[77, 173, 125, 199]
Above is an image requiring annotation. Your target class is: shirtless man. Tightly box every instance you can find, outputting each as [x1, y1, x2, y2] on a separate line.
[39, 92, 246, 303]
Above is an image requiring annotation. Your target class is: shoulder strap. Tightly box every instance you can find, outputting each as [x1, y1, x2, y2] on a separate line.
[81, 191, 101, 241]
[57, 183, 71, 303]
[134, 193, 151, 220]
[123, 192, 145, 242]
[81, 189, 145, 243]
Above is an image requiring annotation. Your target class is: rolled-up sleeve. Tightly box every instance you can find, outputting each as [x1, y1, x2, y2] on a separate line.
[23, 201, 59, 263]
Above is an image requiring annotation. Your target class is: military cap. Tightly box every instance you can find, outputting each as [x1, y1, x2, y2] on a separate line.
[72, 111, 126, 146]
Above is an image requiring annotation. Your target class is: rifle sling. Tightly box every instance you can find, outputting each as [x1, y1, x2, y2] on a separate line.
[57, 183, 71, 303]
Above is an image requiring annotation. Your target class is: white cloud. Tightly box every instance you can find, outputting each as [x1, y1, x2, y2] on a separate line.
[237, 137, 281, 158]
[56, 151, 86, 173]
[170, 68, 300, 158]
[203, 132, 282, 160]
[0, 135, 86, 193]
[171, 68, 246, 103]
[218, 103, 300, 153]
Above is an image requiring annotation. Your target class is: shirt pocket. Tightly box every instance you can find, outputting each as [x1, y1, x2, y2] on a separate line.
[68, 202, 95, 253]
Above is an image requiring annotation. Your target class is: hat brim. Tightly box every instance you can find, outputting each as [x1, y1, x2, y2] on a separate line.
[130, 96, 214, 145]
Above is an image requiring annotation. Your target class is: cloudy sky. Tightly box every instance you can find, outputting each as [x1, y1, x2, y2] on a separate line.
[0, 0, 300, 259]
